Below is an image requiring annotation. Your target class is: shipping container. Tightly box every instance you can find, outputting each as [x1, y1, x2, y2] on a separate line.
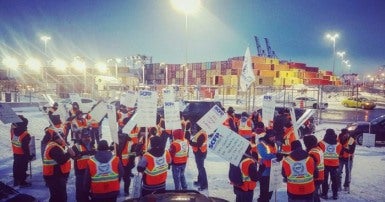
[255, 63, 274, 71]
[274, 64, 290, 71]
[252, 56, 266, 64]
[259, 70, 277, 77]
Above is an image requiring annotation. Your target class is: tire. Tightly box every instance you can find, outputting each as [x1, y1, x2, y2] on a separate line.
[356, 134, 363, 145]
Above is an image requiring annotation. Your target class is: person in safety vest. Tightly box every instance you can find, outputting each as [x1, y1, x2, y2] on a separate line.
[169, 129, 189, 190]
[254, 121, 266, 143]
[11, 115, 33, 187]
[41, 115, 67, 159]
[338, 128, 356, 192]
[304, 134, 324, 202]
[281, 122, 297, 155]
[47, 102, 59, 116]
[71, 111, 87, 142]
[282, 140, 316, 201]
[181, 113, 191, 140]
[84, 140, 123, 202]
[273, 108, 290, 144]
[230, 145, 264, 202]
[238, 112, 255, 142]
[85, 113, 102, 145]
[223, 106, 238, 132]
[71, 128, 96, 202]
[117, 132, 137, 196]
[137, 136, 172, 196]
[43, 132, 75, 202]
[189, 125, 209, 191]
[318, 128, 342, 200]
[256, 129, 283, 202]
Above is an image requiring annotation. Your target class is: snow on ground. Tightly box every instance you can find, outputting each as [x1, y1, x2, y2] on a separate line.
[1, 106, 385, 202]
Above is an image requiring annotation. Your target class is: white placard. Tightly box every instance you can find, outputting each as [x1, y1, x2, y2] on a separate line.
[363, 133, 376, 147]
[54, 104, 68, 123]
[120, 90, 137, 108]
[122, 113, 138, 134]
[295, 109, 316, 131]
[163, 87, 176, 103]
[289, 107, 299, 140]
[136, 90, 158, 127]
[197, 104, 227, 134]
[43, 94, 55, 106]
[107, 104, 119, 144]
[132, 173, 142, 198]
[164, 102, 182, 130]
[269, 158, 283, 192]
[29, 136, 36, 161]
[89, 102, 108, 123]
[208, 125, 250, 166]
[262, 94, 276, 127]
[0, 103, 22, 124]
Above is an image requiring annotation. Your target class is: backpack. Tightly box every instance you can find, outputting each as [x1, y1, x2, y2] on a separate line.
[228, 163, 243, 186]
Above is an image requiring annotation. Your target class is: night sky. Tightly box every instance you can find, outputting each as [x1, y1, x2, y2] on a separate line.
[1, 0, 385, 75]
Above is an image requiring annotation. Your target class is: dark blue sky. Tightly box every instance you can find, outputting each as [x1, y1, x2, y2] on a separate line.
[1, 0, 385, 76]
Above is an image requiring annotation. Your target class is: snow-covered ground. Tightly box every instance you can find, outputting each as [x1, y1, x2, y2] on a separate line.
[1, 103, 385, 201]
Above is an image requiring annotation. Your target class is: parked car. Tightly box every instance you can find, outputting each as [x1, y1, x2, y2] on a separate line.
[345, 115, 385, 145]
[341, 96, 376, 110]
[294, 96, 328, 109]
[124, 190, 227, 202]
[257, 107, 316, 138]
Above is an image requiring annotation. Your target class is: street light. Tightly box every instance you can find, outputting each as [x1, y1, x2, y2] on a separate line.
[171, 0, 201, 99]
[326, 33, 339, 75]
[2, 57, 19, 77]
[40, 35, 51, 54]
[337, 51, 346, 75]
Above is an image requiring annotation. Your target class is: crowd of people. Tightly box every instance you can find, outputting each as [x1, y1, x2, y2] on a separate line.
[9, 102, 356, 202]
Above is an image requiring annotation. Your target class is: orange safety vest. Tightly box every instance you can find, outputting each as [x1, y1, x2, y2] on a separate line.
[143, 151, 171, 185]
[129, 126, 140, 144]
[72, 118, 87, 129]
[238, 158, 257, 191]
[121, 139, 135, 166]
[281, 127, 297, 154]
[88, 156, 120, 194]
[283, 156, 315, 195]
[191, 130, 207, 153]
[75, 144, 92, 170]
[117, 111, 129, 127]
[238, 118, 254, 139]
[11, 130, 28, 155]
[319, 141, 342, 167]
[223, 115, 235, 129]
[43, 142, 71, 176]
[86, 114, 99, 128]
[340, 137, 355, 159]
[309, 146, 325, 181]
[171, 139, 189, 164]
[258, 141, 278, 168]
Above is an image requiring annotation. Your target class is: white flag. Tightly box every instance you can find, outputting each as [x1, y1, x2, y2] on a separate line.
[239, 47, 255, 91]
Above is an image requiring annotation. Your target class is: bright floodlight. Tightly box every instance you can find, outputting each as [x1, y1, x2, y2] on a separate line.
[72, 57, 86, 72]
[52, 59, 67, 71]
[115, 58, 122, 63]
[337, 51, 346, 58]
[326, 33, 339, 41]
[95, 62, 107, 73]
[40, 35, 51, 42]
[2, 57, 19, 68]
[25, 58, 42, 72]
[171, 0, 201, 14]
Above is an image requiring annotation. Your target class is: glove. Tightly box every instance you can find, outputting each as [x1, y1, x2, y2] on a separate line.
[276, 153, 284, 162]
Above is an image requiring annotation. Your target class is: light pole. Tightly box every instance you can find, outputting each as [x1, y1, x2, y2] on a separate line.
[326, 33, 339, 75]
[337, 51, 346, 75]
[171, 0, 201, 99]
[40, 35, 51, 89]
[115, 58, 121, 79]
[160, 63, 168, 85]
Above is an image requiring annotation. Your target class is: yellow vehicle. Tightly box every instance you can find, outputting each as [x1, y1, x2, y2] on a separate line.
[341, 97, 376, 110]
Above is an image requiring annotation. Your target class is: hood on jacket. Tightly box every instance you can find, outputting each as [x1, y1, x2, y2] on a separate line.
[289, 149, 309, 161]
[94, 150, 113, 163]
[323, 128, 337, 144]
[172, 129, 184, 140]
[303, 135, 318, 151]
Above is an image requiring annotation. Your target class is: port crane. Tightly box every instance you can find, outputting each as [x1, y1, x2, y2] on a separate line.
[254, 36, 266, 57]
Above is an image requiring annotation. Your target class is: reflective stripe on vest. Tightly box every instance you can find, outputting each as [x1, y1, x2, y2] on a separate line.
[75, 144, 91, 170]
[322, 142, 339, 166]
[43, 142, 71, 176]
[173, 139, 189, 164]
[238, 158, 257, 191]
[11, 130, 28, 155]
[258, 141, 277, 168]
[121, 140, 134, 166]
[191, 130, 207, 153]
[284, 156, 315, 195]
[89, 156, 120, 194]
[310, 147, 325, 181]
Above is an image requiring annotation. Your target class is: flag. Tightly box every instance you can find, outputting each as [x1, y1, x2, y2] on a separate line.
[239, 47, 255, 91]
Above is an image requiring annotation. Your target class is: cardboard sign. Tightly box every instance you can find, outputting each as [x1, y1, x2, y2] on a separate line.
[136, 90, 158, 127]
[164, 102, 181, 130]
[363, 133, 376, 147]
[163, 87, 176, 103]
[208, 125, 250, 166]
[0, 103, 22, 124]
[107, 104, 119, 144]
[269, 158, 283, 192]
[122, 113, 138, 135]
[262, 94, 276, 127]
[89, 101, 108, 123]
[197, 104, 226, 134]
[29, 136, 36, 161]
[120, 90, 138, 108]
